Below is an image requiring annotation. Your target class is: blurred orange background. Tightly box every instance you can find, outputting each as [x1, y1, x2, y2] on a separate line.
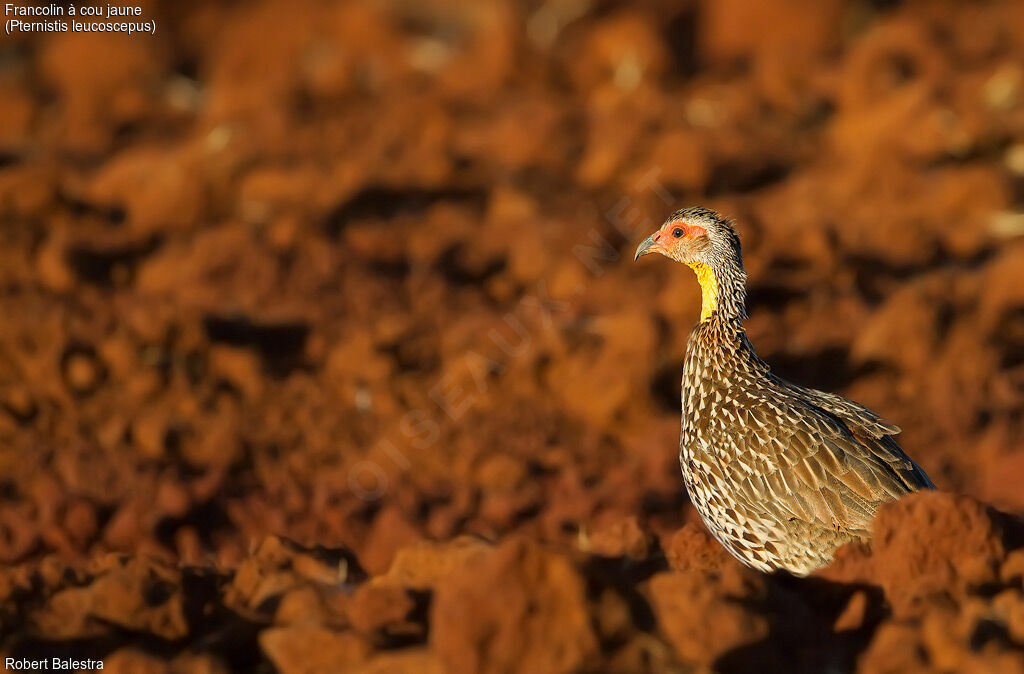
[2, 0, 1024, 672]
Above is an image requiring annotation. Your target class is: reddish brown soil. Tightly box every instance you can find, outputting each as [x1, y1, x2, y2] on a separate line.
[2, 0, 1024, 672]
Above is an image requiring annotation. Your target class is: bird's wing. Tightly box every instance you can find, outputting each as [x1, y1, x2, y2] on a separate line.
[784, 380, 935, 488]
[784, 381, 900, 438]
[722, 383, 933, 535]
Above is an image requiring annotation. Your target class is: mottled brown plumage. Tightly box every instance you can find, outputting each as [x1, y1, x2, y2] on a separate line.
[635, 207, 933, 575]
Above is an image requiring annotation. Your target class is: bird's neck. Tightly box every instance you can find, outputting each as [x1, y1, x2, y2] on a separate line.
[685, 261, 759, 382]
[687, 260, 747, 325]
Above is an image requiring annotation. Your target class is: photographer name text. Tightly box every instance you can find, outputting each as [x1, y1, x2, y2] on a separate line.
[4, 658, 103, 671]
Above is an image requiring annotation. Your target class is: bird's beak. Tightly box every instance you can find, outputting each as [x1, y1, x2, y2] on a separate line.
[634, 232, 662, 261]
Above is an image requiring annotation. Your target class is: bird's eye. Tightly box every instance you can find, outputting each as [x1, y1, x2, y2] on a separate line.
[672, 227, 685, 238]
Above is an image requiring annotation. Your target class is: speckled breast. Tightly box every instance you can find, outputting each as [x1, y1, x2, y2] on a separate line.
[678, 327, 781, 573]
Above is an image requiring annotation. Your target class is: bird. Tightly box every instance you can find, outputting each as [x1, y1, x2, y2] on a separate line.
[634, 207, 934, 575]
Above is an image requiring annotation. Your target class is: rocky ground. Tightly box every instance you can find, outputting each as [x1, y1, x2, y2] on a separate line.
[1, 0, 1024, 671]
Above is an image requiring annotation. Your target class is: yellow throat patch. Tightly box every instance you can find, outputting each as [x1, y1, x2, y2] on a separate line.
[688, 262, 719, 322]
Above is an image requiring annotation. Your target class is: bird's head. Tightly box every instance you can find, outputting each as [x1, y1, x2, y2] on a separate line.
[634, 207, 746, 322]
[633, 207, 741, 268]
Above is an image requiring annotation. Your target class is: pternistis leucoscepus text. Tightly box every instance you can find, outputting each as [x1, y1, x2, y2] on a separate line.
[635, 207, 934, 575]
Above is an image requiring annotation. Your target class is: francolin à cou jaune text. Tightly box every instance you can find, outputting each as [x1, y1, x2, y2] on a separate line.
[635, 207, 934, 575]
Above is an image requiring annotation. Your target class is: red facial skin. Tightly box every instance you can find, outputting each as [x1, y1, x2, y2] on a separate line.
[645, 222, 707, 256]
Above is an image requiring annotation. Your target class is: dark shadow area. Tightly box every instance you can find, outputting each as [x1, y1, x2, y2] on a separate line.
[323, 185, 487, 237]
[582, 548, 670, 635]
[379, 324, 441, 375]
[58, 192, 127, 225]
[366, 254, 412, 280]
[435, 243, 507, 286]
[746, 282, 804, 313]
[846, 247, 995, 305]
[650, 361, 681, 414]
[640, 487, 691, 520]
[65, 236, 162, 287]
[379, 589, 431, 650]
[706, 159, 792, 196]
[763, 346, 855, 393]
[5, 568, 271, 674]
[155, 498, 234, 552]
[993, 509, 1024, 553]
[992, 306, 1024, 371]
[663, 7, 700, 79]
[0, 150, 24, 169]
[716, 575, 888, 674]
[202, 315, 310, 376]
